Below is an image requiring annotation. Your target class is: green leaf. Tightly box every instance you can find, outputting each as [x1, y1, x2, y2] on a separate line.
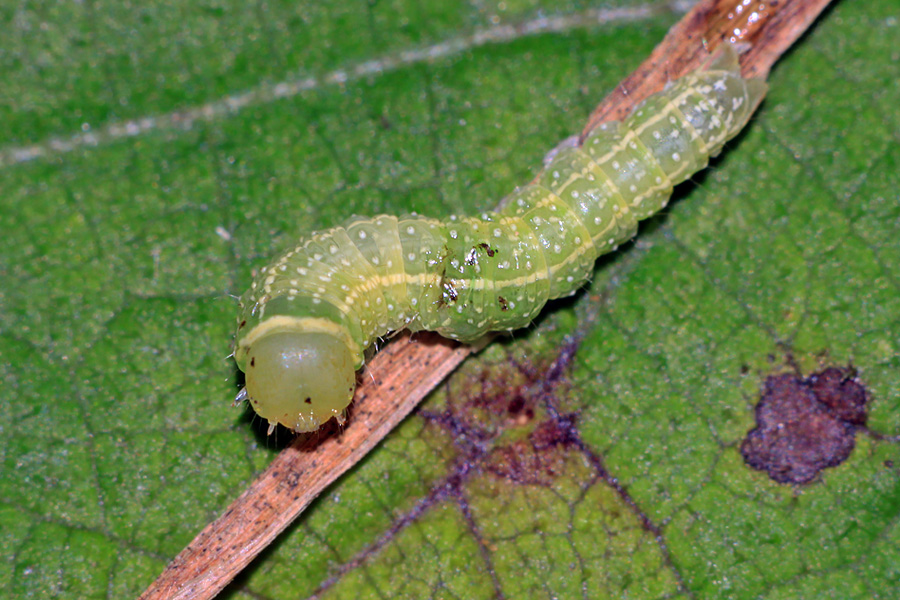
[2, 1, 898, 599]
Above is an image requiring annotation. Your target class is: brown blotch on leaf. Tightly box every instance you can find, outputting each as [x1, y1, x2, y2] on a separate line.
[741, 367, 869, 485]
[425, 358, 578, 485]
[460, 366, 538, 427]
[487, 419, 577, 485]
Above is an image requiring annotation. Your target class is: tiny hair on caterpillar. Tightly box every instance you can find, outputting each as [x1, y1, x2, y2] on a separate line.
[233, 44, 768, 433]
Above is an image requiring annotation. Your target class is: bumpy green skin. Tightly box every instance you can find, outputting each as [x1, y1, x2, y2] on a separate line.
[235, 46, 768, 432]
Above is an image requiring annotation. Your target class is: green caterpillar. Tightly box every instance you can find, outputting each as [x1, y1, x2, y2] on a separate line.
[234, 45, 767, 433]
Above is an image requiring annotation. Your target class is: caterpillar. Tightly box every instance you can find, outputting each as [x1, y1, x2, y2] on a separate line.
[234, 45, 767, 433]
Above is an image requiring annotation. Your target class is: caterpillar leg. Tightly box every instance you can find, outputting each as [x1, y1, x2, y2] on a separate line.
[232, 386, 249, 408]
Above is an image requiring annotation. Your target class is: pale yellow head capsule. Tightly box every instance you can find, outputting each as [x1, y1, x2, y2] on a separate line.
[242, 331, 357, 432]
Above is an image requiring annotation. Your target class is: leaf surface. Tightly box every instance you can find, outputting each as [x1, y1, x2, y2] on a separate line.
[1, 1, 898, 598]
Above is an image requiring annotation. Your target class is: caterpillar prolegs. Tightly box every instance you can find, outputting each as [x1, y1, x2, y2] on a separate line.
[234, 45, 768, 433]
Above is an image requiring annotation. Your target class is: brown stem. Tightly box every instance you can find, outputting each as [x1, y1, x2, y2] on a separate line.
[138, 0, 834, 598]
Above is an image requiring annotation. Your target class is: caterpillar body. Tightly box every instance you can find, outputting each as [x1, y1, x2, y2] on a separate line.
[235, 45, 767, 433]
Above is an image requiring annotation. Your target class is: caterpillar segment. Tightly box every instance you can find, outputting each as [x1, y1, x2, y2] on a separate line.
[234, 45, 768, 432]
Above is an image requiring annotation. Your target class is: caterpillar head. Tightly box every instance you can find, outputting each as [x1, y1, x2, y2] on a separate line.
[241, 331, 357, 433]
